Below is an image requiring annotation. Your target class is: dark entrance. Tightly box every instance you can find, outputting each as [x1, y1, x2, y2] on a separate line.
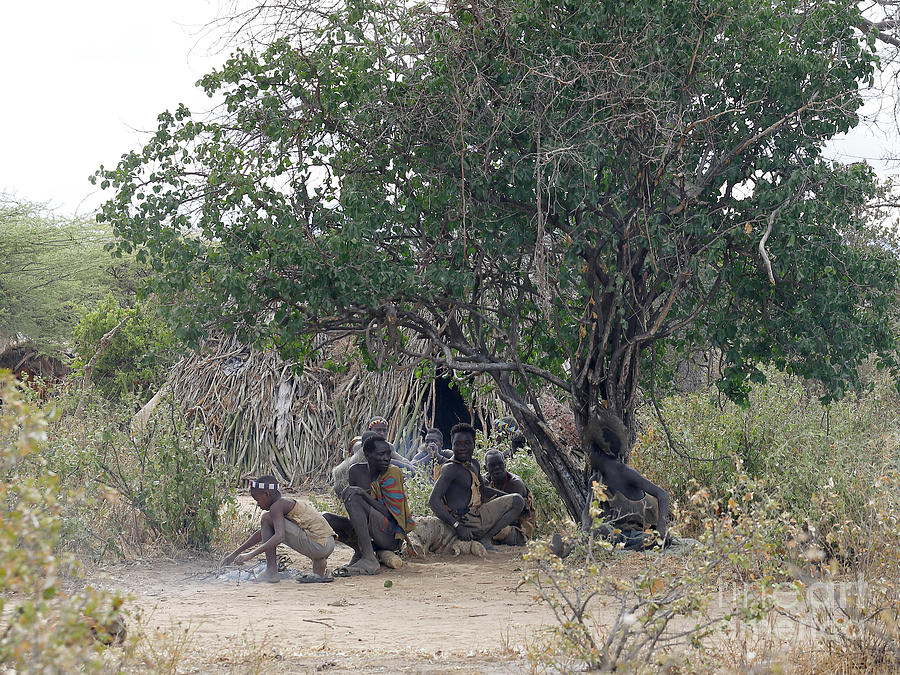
[427, 376, 481, 446]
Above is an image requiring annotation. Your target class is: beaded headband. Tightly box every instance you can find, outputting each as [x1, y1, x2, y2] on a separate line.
[249, 479, 278, 490]
[493, 419, 520, 433]
[367, 417, 388, 429]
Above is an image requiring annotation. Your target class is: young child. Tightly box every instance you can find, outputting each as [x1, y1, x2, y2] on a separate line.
[221, 476, 335, 583]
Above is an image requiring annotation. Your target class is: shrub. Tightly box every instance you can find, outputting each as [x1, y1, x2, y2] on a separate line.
[92, 395, 237, 551]
[633, 368, 900, 570]
[72, 293, 177, 401]
[524, 472, 784, 672]
[0, 373, 125, 671]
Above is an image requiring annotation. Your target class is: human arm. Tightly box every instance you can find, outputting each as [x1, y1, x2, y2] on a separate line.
[343, 464, 393, 520]
[628, 469, 670, 538]
[234, 499, 292, 563]
[391, 456, 415, 471]
[390, 447, 415, 470]
[221, 530, 262, 565]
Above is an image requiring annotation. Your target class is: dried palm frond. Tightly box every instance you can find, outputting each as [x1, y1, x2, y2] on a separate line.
[166, 334, 505, 485]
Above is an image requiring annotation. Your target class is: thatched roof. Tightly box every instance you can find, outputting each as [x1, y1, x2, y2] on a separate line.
[0, 334, 69, 381]
[164, 334, 503, 485]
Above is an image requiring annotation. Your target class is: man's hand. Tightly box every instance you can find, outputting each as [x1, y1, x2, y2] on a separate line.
[220, 553, 237, 566]
[453, 523, 473, 541]
[234, 553, 253, 565]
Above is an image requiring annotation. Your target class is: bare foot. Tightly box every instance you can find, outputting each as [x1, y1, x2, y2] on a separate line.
[256, 569, 281, 583]
[348, 558, 381, 575]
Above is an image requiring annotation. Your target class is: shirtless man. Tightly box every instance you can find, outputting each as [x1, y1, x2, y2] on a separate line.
[582, 412, 670, 548]
[428, 423, 525, 550]
[411, 428, 452, 482]
[483, 450, 536, 546]
[332, 416, 414, 497]
[324, 434, 416, 575]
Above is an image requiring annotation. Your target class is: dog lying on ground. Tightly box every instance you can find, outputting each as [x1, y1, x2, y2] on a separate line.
[406, 516, 487, 558]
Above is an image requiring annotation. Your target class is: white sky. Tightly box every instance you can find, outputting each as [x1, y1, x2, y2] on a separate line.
[0, 1, 226, 217]
[0, 2, 897, 218]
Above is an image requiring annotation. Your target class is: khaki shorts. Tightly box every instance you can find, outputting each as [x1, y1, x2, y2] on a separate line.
[284, 519, 335, 561]
[461, 493, 519, 537]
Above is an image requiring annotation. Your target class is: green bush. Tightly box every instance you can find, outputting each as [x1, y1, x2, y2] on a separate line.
[73, 293, 177, 401]
[633, 368, 900, 570]
[35, 388, 236, 557]
[92, 395, 236, 551]
[0, 373, 125, 670]
[402, 468, 435, 518]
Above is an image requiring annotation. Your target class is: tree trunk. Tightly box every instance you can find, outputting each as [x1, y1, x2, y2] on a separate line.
[493, 375, 588, 523]
[75, 315, 131, 415]
[523, 420, 587, 522]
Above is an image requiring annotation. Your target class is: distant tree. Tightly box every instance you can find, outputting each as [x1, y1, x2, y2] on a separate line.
[72, 294, 177, 401]
[0, 197, 144, 354]
[96, 0, 900, 520]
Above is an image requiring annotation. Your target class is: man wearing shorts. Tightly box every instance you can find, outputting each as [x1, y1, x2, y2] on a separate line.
[428, 423, 525, 551]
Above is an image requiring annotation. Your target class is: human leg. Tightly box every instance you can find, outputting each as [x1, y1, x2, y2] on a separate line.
[340, 492, 388, 573]
[283, 520, 336, 577]
[257, 512, 280, 582]
[471, 494, 525, 547]
[493, 524, 527, 546]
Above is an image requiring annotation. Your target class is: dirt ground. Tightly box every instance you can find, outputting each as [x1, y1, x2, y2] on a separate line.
[86, 491, 563, 673]
[93, 544, 548, 673]
[84, 496, 808, 673]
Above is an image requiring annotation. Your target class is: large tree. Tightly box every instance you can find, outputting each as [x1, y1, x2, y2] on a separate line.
[96, 0, 899, 520]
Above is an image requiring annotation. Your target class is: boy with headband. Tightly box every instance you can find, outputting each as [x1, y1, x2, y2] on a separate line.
[221, 475, 335, 583]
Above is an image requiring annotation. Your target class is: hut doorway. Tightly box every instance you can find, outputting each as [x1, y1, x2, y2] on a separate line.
[426, 376, 482, 444]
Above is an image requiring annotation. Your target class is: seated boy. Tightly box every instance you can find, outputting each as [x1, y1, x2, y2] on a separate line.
[411, 428, 453, 482]
[221, 476, 335, 583]
[323, 434, 416, 576]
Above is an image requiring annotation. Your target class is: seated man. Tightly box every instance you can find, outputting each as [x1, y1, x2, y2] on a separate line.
[331, 416, 414, 497]
[411, 428, 453, 482]
[428, 423, 525, 550]
[482, 450, 536, 546]
[324, 434, 416, 576]
[221, 475, 335, 583]
[582, 411, 670, 549]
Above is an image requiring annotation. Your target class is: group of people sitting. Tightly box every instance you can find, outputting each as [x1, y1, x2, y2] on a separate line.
[222, 418, 538, 581]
